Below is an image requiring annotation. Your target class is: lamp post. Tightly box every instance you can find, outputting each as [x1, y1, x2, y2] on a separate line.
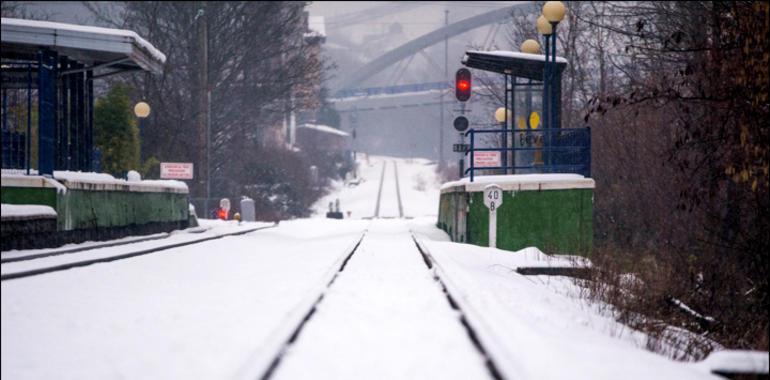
[495, 107, 511, 174]
[537, 15, 552, 133]
[542, 1, 566, 132]
[521, 40, 540, 173]
[133, 101, 151, 164]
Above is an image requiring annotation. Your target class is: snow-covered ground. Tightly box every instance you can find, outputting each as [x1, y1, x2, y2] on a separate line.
[1, 154, 742, 379]
[273, 220, 488, 380]
[2, 219, 368, 379]
[312, 155, 440, 218]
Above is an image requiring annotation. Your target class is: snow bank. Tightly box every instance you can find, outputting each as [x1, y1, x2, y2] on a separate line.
[411, 221, 719, 380]
[441, 173, 595, 192]
[1, 204, 57, 221]
[695, 350, 769, 376]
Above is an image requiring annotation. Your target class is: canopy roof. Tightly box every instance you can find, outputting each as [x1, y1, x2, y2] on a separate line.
[1, 17, 166, 75]
[462, 50, 567, 81]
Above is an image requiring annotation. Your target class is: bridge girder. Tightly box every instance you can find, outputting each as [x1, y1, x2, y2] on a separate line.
[335, 2, 537, 94]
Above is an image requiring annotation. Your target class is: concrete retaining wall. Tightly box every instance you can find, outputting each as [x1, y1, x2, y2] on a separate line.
[1, 172, 189, 250]
[438, 174, 594, 255]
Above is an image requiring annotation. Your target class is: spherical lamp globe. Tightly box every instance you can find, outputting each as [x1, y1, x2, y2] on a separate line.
[134, 102, 151, 118]
[543, 1, 567, 23]
[520, 39, 540, 54]
[536, 15, 552, 35]
[494, 107, 512, 123]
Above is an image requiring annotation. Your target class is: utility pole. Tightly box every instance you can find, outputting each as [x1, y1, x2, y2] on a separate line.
[439, 9, 448, 169]
[196, 3, 210, 215]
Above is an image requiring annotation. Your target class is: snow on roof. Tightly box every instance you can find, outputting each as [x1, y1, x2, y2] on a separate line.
[298, 123, 349, 137]
[307, 16, 326, 38]
[441, 173, 594, 193]
[1, 203, 57, 221]
[53, 171, 188, 193]
[1, 170, 67, 194]
[1, 17, 166, 71]
[465, 50, 568, 64]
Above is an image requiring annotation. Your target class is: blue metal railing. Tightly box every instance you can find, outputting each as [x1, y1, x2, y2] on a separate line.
[464, 127, 591, 182]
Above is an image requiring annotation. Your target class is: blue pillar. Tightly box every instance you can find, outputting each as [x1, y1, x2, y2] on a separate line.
[37, 49, 58, 176]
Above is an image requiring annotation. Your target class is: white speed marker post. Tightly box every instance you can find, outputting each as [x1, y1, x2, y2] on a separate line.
[483, 184, 503, 248]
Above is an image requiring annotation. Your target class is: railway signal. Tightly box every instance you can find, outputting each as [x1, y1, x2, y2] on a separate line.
[453, 115, 469, 132]
[455, 68, 471, 102]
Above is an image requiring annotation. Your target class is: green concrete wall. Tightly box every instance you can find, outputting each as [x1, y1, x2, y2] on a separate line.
[2, 186, 188, 231]
[1, 186, 57, 209]
[439, 188, 593, 255]
[56, 190, 188, 231]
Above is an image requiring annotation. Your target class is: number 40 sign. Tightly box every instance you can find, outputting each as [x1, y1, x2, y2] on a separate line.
[483, 184, 503, 211]
[483, 184, 503, 248]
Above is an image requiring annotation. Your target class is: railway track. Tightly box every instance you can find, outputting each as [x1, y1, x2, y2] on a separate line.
[257, 231, 367, 380]
[373, 161, 386, 218]
[411, 233, 506, 380]
[0, 223, 278, 281]
[253, 225, 503, 380]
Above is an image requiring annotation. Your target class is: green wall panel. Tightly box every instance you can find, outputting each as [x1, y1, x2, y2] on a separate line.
[440, 188, 593, 256]
[1, 187, 57, 209]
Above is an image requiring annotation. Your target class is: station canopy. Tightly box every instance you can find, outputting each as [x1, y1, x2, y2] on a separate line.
[462, 50, 567, 81]
[1, 17, 166, 77]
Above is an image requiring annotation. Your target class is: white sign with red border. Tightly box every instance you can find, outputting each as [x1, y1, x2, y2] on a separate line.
[160, 162, 194, 180]
[473, 151, 501, 168]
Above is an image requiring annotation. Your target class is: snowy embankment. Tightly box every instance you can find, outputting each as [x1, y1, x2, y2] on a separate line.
[411, 218, 721, 380]
[1, 219, 368, 379]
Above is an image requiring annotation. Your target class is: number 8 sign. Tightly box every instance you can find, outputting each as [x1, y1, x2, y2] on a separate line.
[483, 184, 503, 211]
[483, 184, 503, 248]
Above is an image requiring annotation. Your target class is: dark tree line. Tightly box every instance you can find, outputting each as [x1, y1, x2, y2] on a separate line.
[489, 1, 768, 358]
[86, 1, 329, 217]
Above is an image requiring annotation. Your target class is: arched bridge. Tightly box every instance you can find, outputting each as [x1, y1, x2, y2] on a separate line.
[335, 2, 537, 94]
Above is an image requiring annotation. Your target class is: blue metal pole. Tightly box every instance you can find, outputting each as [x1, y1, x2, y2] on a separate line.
[549, 26, 558, 169]
[502, 74, 508, 174]
[551, 26, 558, 131]
[470, 130, 475, 182]
[26, 63, 32, 174]
[542, 34, 550, 146]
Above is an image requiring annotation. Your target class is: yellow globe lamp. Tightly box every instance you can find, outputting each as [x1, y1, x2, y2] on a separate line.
[494, 107, 512, 123]
[536, 15, 552, 35]
[520, 39, 540, 54]
[543, 1, 567, 23]
[134, 102, 151, 118]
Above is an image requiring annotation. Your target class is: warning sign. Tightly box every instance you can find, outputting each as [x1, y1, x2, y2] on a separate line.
[473, 151, 500, 168]
[160, 162, 194, 180]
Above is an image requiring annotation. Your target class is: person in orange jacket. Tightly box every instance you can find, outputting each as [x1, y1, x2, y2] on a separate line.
[217, 207, 228, 220]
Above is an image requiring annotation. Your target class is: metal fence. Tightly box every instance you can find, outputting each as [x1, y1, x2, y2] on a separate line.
[464, 127, 591, 182]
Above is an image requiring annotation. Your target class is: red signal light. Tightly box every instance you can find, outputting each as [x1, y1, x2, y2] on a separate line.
[455, 68, 471, 102]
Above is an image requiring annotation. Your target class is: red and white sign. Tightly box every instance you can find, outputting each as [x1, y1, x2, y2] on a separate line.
[473, 151, 501, 168]
[160, 162, 194, 180]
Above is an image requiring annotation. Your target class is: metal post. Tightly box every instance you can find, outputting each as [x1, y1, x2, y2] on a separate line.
[37, 49, 58, 176]
[502, 74, 508, 174]
[511, 75, 516, 174]
[206, 88, 211, 218]
[549, 27, 558, 169]
[469, 130, 475, 182]
[439, 9, 448, 169]
[26, 63, 32, 174]
[86, 70, 94, 171]
[542, 35, 550, 135]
